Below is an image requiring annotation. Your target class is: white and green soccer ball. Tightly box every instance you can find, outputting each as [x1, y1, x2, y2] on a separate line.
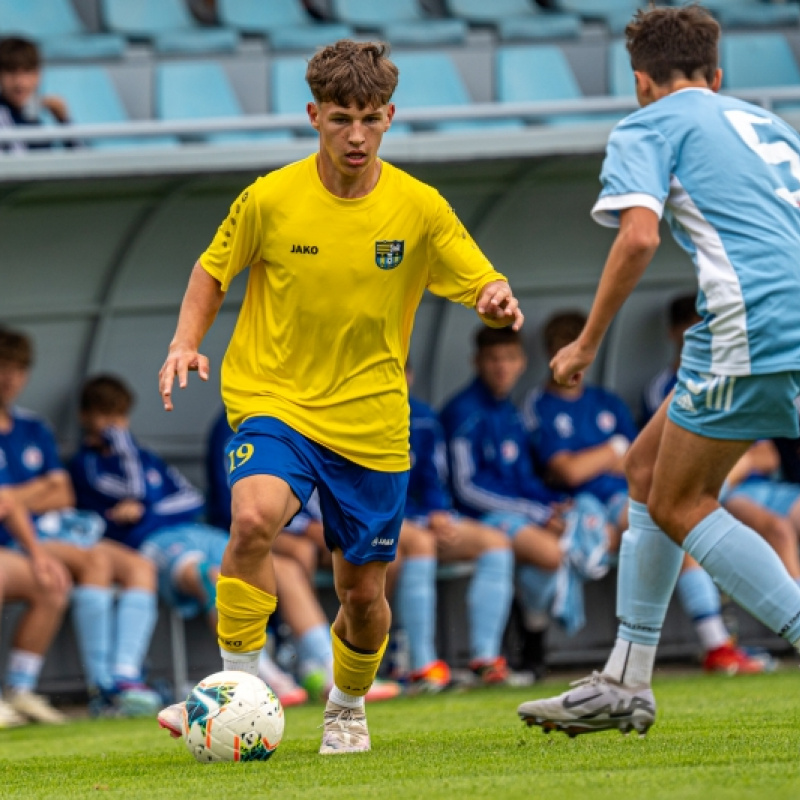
[182, 670, 284, 763]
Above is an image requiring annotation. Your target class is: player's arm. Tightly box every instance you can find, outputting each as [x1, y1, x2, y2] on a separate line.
[547, 442, 626, 488]
[159, 262, 225, 411]
[551, 206, 659, 386]
[10, 469, 75, 515]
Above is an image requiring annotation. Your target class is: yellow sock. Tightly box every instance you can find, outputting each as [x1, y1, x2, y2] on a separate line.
[331, 627, 388, 697]
[216, 576, 277, 654]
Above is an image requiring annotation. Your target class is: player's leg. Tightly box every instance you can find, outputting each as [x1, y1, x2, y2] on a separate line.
[437, 518, 514, 683]
[95, 538, 161, 715]
[0, 547, 70, 725]
[272, 528, 319, 583]
[40, 540, 119, 706]
[518, 398, 674, 735]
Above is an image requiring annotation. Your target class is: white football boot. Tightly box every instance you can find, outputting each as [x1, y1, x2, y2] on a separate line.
[157, 702, 185, 739]
[517, 671, 656, 737]
[319, 700, 371, 754]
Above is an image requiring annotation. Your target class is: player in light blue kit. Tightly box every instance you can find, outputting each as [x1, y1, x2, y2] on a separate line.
[518, 4, 800, 736]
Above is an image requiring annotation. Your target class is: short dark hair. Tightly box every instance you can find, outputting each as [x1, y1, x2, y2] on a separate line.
[306, 40, 399, 109]
[668, 293, 699, 329]
[474, 325, 522, 352]
[542, 310, 586, 358]
[0, 327, 33, 368]
[0, 37, 40, 73]
[80, 374, 134, 415]
[625, 4, 719, 86]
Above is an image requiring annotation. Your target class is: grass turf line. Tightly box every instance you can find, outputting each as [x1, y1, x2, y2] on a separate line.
[1, 670, 799, 799]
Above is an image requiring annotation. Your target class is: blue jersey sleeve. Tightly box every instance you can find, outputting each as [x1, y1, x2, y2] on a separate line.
[407, 408, 452, 516]
[592, 118, 674, 228]
[206, 410, 233, 530]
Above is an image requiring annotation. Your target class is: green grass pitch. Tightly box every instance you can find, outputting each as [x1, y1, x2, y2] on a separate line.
[2, 670, 799, 799]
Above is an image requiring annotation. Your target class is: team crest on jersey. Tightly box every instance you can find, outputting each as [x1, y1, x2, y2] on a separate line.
[375, 240, 404, 270]
[22, 445, 43, 472]
[597, 411, 616, 434]
[501, 440, 519, 463]
[146, 468, 162, 487]
[555, 413, 574, 439]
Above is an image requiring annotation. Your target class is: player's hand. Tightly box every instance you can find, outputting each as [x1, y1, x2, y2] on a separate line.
[159, 344, 210, 411]
[30, 549, 71, 594]
[476, 281, 524, 331]
[550, 338, 597, 387]
[428, 511, 459, 544]
[40, 95, 70, 123]
[106, 499, 145, 525]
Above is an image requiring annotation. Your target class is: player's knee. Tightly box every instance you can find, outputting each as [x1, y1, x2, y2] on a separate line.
[480, 527, 510, 553]
[232, 503, 284, 544]
[339, 580, 384, 619]
[624, 448, 653, 498]
[125, 551, 157, 590]
[77, 546, 113, 586]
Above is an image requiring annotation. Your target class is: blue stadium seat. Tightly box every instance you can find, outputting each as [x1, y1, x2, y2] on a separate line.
[497, 45, 613, 125]
[331, 0, 467, 46]
[391, 52, 522, 133]
[216, 0, 353, 51]
[550, 0, 644, 34]
[41, 65, 176, 149]
[444, 0, 581, 42]
[608, 39, 635, 98]
[157, 61, 291, 145]
[721, 32, 800, 92]
[270, 56, 410, 137]
[100, 0, 239, 55]
[0, 0, 125, 61]
[676, 0, 799, 29]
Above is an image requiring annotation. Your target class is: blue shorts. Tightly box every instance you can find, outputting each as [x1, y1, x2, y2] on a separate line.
[481, 511, 529, 538]
[227, 417, 408, 565]
[140, 524, 229, 618]
[668, 366, 800, 440]
[725, 478, 800, 517]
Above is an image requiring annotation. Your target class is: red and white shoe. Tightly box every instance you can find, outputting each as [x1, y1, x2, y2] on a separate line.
[408, 660, 452, 694]
[702, 642, 766, 675]
[470, 656, 510, 685]
[157, 702, 185, 739]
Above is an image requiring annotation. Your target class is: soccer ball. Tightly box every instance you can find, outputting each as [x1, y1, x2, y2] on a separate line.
[182, 670, 284, 763]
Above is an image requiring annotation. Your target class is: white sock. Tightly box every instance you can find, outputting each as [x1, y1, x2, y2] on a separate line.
[220, 647, 260, 676]
[603, 637, 656, 687]
[694, 616, 730, 653]
[329, 685, 365, 709]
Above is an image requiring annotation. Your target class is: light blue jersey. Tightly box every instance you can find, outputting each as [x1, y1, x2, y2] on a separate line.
[593, 88, 800, 377]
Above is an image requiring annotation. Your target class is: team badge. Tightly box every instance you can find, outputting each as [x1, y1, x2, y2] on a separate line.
[22, 445, 43, 472]
[375, 240, 404, 270]
[597, 411, 616, 433]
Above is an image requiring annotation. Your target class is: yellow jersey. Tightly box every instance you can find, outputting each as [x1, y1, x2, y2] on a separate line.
[200, 154, 506, 471]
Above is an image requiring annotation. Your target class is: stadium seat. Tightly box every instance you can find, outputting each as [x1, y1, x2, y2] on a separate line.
[216, 0, 353, 51]
[549, 0, 645, 34]
[721, 32, 800, 113]
[0, 0, 125, 61]
[675, 0, 800, 29]
[157, 61, 292, 146]
[100, 0, 239, 55]
[444, 0, 581, 42]
[270, 56, 410, 136]
[330, 0, 468, 46]
[608, 39, 635, 98]
[497, 45, 613, 125]
[40, 65, 176, 149]
[391, 52, 522, 133]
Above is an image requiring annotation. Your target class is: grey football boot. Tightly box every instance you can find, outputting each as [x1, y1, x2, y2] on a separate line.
[517, 671, 656, 737]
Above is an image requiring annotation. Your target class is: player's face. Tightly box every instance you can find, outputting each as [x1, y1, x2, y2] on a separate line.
[309, 101, 395, 179]
[476, 344, 526, 399]
[0, 360, 29, 409]
[0, 68, 39, 110]
[80, 411, 130, 446]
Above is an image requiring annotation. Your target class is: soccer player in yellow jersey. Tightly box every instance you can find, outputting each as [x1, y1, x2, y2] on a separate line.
[157, 40, 523, 754]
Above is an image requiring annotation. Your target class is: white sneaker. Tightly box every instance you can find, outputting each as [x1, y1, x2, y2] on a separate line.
[0, 697, 28, 728]
[157, 702, 185, 739]
[7, 690, 66, 725]
[517, 671, 656, 737]
[319, 700, 371, 754]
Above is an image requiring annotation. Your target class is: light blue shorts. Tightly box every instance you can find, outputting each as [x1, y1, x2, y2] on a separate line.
[725, 478, 800, 517]
[481, 511, 530, 538]
[668, 366, 800, 440]
[140, 523, 229, 619]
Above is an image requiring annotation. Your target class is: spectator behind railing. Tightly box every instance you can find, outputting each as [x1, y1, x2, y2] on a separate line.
[0, 37, 73, 153]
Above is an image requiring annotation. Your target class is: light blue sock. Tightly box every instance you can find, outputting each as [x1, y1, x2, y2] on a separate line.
[396, 556, 437, 672]
[113, 589, 158, 682]
[296, 623, 333, 674]
[676, 567, 721, 622]
[617, 500, 684, 646]
[6, 650, 43, 693]
[71, 585, 115, 690]
[683, 508, 800, 644]
[468, 548, 514, 661]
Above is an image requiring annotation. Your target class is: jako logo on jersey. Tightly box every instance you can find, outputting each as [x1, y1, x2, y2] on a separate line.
[500, 440, 519, 463]
[291, 244, 319, 254]
[375, 240, 404, 269]
[371, 537, 395, 547]
[597, 411, 616, 433]
[22, 445, 43, 472]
